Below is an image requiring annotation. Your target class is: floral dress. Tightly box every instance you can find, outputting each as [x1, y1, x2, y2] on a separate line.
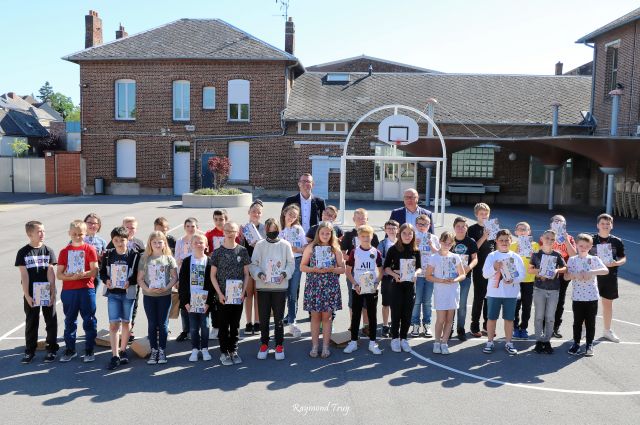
[303, 247, 342, 312]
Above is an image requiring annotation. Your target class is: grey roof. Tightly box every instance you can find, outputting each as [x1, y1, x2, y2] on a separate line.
[576, 7, 640, 43]
[284, 72, 592, 125]
[63, 18, 299, 63]
[0, 109, 49, 137]
[307, 55, 439, 73]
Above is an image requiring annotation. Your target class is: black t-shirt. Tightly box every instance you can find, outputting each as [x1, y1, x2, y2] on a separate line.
[99, 248, 140, 295]
[590, 234, 625, 282]
[340, 229, 380, 255]
[468, 223, 495, 265]
[15, 244, 57, 295]
[166, 234, 177, 255]
[450, 236, 478, 278]
[306, 224, 344, 241]
[530, 250, 566, 290]
[383, 244, 422, 281]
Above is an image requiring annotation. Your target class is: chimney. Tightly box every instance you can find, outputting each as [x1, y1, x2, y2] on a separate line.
[7, 92, 16, 99]
[285, 17, 295, 55]
[115, 23, 128, 39]
[555, 61, 563, 75]
[85, 10, 103, 48]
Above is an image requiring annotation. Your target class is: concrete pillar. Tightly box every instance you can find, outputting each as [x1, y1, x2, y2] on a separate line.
[600, 167, 624, 215]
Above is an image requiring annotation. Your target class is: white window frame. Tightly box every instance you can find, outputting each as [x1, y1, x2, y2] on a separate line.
[298, 122, 349, 135]
[173, 80, 190, 121]
[116, 139, 136, 178]
[115, 79, 136, 120]
[451, 147, 495, 178]
[203, 86, 216, 110]
[227, 79, 250, 122]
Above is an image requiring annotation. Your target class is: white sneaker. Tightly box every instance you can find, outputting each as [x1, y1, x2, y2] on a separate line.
[274, 346, 285, 361]
[368, 341, 382, 355]
[257, 345, 269, 360]
[400, 339, 411, 352]
[603, 329, 620, 343]
[433, 341, 441, 354]
[390, 338, 401, 353]
[423, 324, 433, 338]
[410, 324, 420, 337]
[289, 324, 302, 338]
[343, 340, 358, 354]
[188, 348, 199, 362]
[201, 348, 212, 361]
[440, 344, 450, 355]
[209, 328, 218, 340]
[505, 342, 518, 355]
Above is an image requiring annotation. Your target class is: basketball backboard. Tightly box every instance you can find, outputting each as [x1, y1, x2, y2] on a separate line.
[378, 114, 419, 145]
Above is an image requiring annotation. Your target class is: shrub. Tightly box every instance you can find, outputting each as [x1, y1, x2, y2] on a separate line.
[193, 188, 243, 196]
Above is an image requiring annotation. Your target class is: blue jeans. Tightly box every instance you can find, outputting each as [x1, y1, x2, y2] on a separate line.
[455, 277, 472, 331]
[107, 292, 135, 323]
[143, 295, 172, 350]
[286, 256, 302, 325]
[61, 288, 97, 352]
[411, 277, 433, 326]
[189, 312, 210, 350]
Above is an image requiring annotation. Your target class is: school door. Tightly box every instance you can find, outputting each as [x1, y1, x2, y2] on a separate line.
[311, 156, 341, 200]
[173, 142, 191, 195]
[374, 145, 416, 201]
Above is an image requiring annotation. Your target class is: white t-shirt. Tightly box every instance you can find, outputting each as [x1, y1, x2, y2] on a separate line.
[299, 194, 312, 232]
[482, 251, 526, 298]
[428, 252, 462, 280]
[567, 254, 605, 302]
[279, 225, 307, 258]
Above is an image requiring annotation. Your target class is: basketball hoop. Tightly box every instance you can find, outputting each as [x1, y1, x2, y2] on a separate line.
[378, 114, 418, 146]
[393, 139, 403, 146]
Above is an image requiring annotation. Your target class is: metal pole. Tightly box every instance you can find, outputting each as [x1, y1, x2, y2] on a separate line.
[611, 94, 620, 136]
[551, 104, 560, 137]
[548, 169, 555, 210]
[425, 166, 432, 209]
[339, 156, 347, 224]
[606, 173, 615, 215]
[434, 160, 440, 226]
[441, 156, 447, 227]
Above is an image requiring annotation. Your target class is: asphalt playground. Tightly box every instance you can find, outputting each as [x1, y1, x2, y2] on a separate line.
[0, 195, 639, 425]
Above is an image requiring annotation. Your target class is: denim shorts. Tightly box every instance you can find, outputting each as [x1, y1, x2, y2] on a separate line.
[486, 297, 517, 321]
[107, 292, 135, 323]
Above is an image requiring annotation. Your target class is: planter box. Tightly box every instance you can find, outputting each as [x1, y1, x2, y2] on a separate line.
[182, 192, 252, 208]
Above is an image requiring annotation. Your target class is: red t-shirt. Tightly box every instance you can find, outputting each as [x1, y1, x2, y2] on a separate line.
[205, 228, 240, 255]
[58, 243, 98, 290]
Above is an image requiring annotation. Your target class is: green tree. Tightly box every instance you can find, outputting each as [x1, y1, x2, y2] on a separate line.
[49, 92, 75, 121]
[38, 81, 54, 102]
[10, 138, 30, 157]
[66, 105, 81, 122]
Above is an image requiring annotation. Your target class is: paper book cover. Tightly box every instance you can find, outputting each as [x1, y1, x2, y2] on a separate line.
[460, 254, 469, 268]
[399, 258, 416, 282]
[416, 232, 432, 253]
[111, 264, 128, 289]
[189, 262, 206, 287]
[552, 221, 567, 243]
[265, 259, 283, 283]
[66, 250, 85, 274]
[596, 244, 614, 264]
[420, 251, 431, 275]
[242, 223, 262, 245]
[356, 271, 376, 294]
[225, 279, 243, 305]
[189, 288, 208, 313]
[212, 236, 224, 251]
[517, 236, 533, 258]
[500, 257, 520, 281]
[314, 246, 333, 269]
[486, 219, 500, 241]
[148, 263, 166, 289]
[539, 254, 557, 279]
[441, 256, 458, 279]
[284, 227, 303, 248]
[32, 282, 50, 307]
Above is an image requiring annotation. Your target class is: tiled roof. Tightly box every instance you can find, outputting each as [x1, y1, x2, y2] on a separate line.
[576, 7, 640, 43]
[284, 72, 592, 125]
[0, 109, 49, 137]
[63, 18, 299, 63]
[307, 55, 439, 73]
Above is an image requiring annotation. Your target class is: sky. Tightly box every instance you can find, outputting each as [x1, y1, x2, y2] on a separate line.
[3, 0, 639, 104]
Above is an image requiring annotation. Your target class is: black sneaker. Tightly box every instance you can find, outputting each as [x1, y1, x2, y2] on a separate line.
[84, 350, 95, 363]
[119, 350, 129, 365]
[44, 352, 57, 363]
[382, 326, 390, 338]
[568, 343, 582, 356]
[253, 323, 260, 334]
[543, 342, 554, 354]
[21, 352, 35, 364]
[552, 330, 562, 339]
[457, 329, 467, 342]
[245, 323, 253, 335]
[176, 331, 189, 342]
[107, 356, 120, 370]
[60, 349, 77, 362]
[533, 341, 544, 354]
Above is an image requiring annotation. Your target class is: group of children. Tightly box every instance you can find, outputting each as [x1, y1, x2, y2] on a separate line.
[15, 200, 627, 369]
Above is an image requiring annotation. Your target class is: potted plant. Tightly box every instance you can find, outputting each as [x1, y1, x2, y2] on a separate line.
[182, 156, 252, 208]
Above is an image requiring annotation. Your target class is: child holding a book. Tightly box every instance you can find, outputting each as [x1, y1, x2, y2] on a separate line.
[250, 218, 295, 360]
[510, 222, 540, 340]
[100, 226, 140, 370]
[137, 231, 178, 365]
[425, 231, 466, 354]
[450, 217, 478, 341]
[528, 229, 566, 354]
[211, 223, 252, 365]
[590, 213, 626, 342]
[411, 214, 440, 337]
[179, 233, 215, 362]
[174, 217, 199, 342]
[467, 203, 496, 337]
[384, 223, 422, 353]
[566, 233, 609, 356]
[15, 220, 58, 363]
[343, 225, 383, 355]
[56, 220, 99, 362]
[240, 200, 266, 336]
[481, 229, 525, 355]
[379, 220, 399, 337]
[279, 205, 308, 337]
[301, 221, 345, 358]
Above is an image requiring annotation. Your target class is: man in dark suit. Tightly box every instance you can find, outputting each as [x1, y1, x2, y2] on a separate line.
[389, 188, 434, 233]
[282, 173, 326, 232]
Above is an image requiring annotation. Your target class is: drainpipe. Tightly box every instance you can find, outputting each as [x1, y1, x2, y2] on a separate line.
[609, 89, 623, 136]
[546, 103, 561, 210]
[600, 167, 623, 215]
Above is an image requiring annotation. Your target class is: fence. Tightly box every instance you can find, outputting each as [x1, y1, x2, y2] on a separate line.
[0, 157, 46, 193]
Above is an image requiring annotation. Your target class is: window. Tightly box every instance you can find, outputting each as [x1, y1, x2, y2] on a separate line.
[451, 147, 494, 178]
[228, 79, 250, 121]
[298, 122, 349, 134]
[115, 80, 136, 120]
[173, 80, 190, 121]
[605, 41, 620, 93]
[203, 87, 216, 110]
[116, 139, 136, 178]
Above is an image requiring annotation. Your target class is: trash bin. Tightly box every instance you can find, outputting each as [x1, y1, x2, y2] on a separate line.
[94, 177, 104, 195]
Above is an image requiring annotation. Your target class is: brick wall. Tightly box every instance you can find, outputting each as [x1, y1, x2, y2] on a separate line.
[45, 151, 83, 195]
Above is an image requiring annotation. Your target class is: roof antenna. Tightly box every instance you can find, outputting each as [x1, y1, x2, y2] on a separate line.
[368, 64, 373, 76]
[275, 0, 290, 21]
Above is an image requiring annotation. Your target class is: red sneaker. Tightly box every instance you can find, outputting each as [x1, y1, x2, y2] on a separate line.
[275, 345, 285, 360]
[257, 344, 268, 360]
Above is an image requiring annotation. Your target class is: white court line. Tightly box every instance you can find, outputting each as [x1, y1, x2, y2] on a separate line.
[0, 299, 62, 342]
